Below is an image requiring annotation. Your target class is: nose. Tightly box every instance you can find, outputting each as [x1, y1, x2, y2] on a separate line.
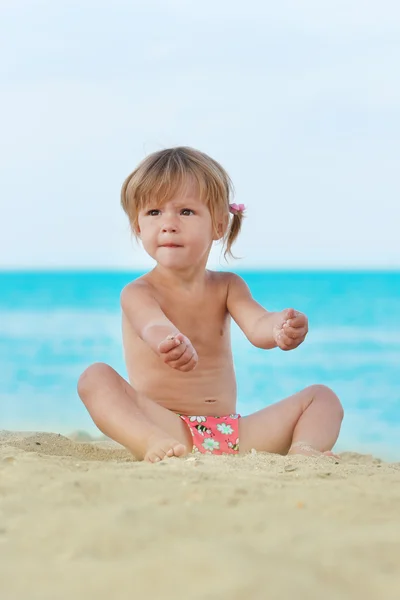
[162, 223, 177, 233]
[161, 214, 179, 233]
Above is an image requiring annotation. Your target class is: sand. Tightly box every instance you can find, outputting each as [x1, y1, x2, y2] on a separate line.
[1, 430, 400, 600]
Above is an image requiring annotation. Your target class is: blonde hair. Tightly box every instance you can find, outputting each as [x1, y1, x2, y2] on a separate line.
[120, 146, 244, 259]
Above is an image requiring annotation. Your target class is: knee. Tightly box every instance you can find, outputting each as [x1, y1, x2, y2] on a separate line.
[77, 362, 114, 401]
[310, 384, 344, 420]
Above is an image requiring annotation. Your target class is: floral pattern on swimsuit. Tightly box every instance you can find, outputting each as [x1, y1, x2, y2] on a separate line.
[179, 414, 241, 455]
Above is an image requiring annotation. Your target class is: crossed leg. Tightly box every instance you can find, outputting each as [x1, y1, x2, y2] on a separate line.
[239, 384, 344, 458]
[77, 362, 193, 462]
[78, 366, 343, 463]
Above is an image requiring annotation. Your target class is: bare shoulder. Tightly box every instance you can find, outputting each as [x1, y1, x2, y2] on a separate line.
[120, 275, 155, 310]
[207, 270, 238, 286]
[206, 269, 238, 298]
[214, 271, 250, 296]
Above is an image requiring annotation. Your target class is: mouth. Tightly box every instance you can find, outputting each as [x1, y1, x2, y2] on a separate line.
[159, 244, 183, 248]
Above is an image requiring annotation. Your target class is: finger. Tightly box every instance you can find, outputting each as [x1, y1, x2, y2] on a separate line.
[158, 336, 181, 354]
[285, 329, 307, 343]
[282, 308, 298, 321]
[285, 316, 307, 329]
[277, 332, 292, 346]
[178, 348, 197, 369]
[174, 333, 187, 344]
[278, 332, 300, 348]
[175, 348, 197, 370]
[163, 343, 187, 362]
[282, 327, 305, 340]
[278, 340, 292, 351]
[168, 345, 194, 368]
[279, 340, 299, 351]
[178, 353, 198, 372]
[281, 328, 297, 340]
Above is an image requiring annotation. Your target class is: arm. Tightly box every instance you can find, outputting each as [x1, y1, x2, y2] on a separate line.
[120, 282, 198, 371]
[120, 282, 179, 355]
[226, 274, 281, 349]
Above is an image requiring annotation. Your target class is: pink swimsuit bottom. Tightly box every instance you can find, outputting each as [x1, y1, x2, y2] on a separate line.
[178, 414, 241, 455]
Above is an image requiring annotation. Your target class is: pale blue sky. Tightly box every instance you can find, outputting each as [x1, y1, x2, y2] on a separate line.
[1, 0, 399, 269]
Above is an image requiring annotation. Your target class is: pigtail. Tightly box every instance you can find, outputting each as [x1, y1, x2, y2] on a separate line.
[224, 209, 245, 260]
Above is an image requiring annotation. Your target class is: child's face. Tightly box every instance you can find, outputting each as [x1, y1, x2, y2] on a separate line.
[137, 178, 222, 270]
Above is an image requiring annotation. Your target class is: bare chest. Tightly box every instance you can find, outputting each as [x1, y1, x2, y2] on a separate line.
[160, 296, 228, 348]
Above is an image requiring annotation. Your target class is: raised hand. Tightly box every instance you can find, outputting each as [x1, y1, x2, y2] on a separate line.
[157, 333, 198, 372]
[273, 308, 308, 351]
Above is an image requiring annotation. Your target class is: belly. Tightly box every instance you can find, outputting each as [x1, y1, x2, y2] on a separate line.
[128, 360, 237, 416]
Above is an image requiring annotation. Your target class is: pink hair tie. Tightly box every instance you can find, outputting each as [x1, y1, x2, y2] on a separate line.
[229, 203, 246, 215]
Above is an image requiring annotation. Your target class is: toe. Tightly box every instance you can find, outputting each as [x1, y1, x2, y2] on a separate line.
[144, 439, 187, 463]
[173, 443, 187, 457]
[164, 444, 186, 458]
[323, 451, 340, 460]
[145, 450, 165, 463]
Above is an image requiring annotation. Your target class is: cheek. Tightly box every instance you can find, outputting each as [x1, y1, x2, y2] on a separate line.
[136, 217, 153, 239]
[192, 229, 213, 249]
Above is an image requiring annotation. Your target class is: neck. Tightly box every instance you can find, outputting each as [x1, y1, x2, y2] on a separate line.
[151, 263, 209, 291]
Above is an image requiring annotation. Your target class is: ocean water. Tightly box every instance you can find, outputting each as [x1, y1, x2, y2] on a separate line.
[1, 270, 399, 460]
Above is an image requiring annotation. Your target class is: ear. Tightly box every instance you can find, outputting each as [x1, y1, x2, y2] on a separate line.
[132, 220, 141, 236]
[213, 214, 228, 241]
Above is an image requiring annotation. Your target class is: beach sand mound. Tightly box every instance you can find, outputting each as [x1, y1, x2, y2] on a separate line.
[1, 430, 399, 600]
[0, 429, 132, 461]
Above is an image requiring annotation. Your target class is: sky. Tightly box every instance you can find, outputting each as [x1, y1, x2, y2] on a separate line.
[1, 0, 399, 270]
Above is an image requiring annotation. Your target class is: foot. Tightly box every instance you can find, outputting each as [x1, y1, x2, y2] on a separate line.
[288, 442, 340, 460]
[144, 435, 188, 463]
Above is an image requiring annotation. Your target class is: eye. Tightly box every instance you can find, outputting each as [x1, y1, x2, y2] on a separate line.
[181, 208, 194, 216]
[146, 209, 160, 216]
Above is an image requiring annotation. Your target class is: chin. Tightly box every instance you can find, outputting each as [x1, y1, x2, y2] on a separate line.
[159, 259, 189, 269]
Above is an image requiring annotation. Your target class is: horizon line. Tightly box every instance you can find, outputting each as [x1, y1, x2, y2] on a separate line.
[0, 266, 399, 274]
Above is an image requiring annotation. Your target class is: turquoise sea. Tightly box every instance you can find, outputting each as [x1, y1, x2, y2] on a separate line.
[1, 270, 399, 460]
